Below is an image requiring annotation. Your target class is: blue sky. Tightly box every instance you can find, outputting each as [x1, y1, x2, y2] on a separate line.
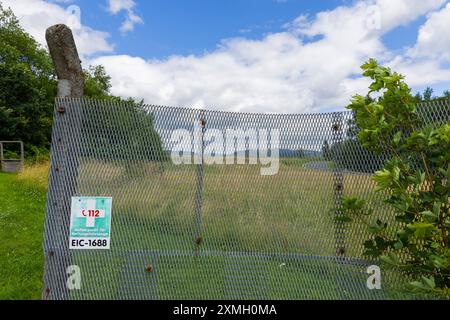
[78, 0, 346, 59]
[4, 0, 450, 113]
[69, 0, 427, 60]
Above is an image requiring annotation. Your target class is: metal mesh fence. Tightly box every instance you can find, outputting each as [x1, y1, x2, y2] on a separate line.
[42, 98, 450, 300]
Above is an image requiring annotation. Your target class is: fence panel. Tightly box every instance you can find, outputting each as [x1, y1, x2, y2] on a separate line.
[42, 98, 449, 300]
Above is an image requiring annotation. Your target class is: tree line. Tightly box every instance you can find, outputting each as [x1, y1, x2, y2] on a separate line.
[0, 4, 166, 162]
[321, 88, 450, 173]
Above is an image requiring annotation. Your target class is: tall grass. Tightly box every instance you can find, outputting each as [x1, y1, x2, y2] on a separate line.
[0, 161, 49, 300]
[0, 158, 411, 299]
[72, 159, 381, 256]
[16, 161, 50, 191]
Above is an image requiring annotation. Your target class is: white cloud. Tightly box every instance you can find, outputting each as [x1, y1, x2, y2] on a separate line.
[388, 55, 450, 88]
[3, 0, 450, 113]
[108, 0, 134, 13]
[107, 0, 143, 34]
[373, 0, 446, 31]
[47, 0, 74, 3]
[92, 0, 449, 113]
[1, 0, 114, 60]
[408, 3, 450, 62]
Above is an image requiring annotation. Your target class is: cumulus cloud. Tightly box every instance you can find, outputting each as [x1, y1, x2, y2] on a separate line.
[407, 3, 450, 62]
[390, 56, 450, 87]
[47, 0, 74, 3]
[92, 0, 449, 113]
[107, 0, 143, 34]
[3, 0, 450, 113]
[1, 0, 113, 59]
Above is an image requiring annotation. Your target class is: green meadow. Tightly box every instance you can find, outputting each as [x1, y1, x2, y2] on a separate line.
[0, 159, 415, 299]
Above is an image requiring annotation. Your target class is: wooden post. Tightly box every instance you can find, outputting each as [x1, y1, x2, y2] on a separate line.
[20, 141, 24, 170]
[42, 24, 84, 300]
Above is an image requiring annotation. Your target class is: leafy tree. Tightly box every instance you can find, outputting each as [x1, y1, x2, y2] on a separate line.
[0, 4, 167, 163]
[328, 113, 387, 173]
[81, 99, 169, 163]
[444, 91, 450, 99]
[423, 87, 434, 101]
[0, 3, 56, 155]
[84, 65, 112, 99]
[80, 65, 169, 164]
[328, 139, 386, 173]
[414, 87, 450, 103]
[341, 59, 450, 297]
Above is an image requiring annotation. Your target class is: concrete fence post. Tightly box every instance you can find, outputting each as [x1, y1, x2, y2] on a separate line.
[42, 24, 84, 300]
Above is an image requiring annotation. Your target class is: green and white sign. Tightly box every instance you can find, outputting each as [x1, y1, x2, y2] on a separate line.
[69, 197, 113, 250]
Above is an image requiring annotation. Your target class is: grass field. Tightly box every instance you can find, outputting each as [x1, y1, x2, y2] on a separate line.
[0, 159, 412, 300]
[69, 157, 402, 299]
[0, 163, 48, 300]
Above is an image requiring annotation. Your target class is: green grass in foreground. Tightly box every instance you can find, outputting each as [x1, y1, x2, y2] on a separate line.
[71, 252, 392, 300]
[0, 160, 419, 300]
[0, 172, 46, 300]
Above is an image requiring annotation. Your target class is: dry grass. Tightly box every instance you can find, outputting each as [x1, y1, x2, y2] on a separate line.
[72, 158, 383, 257]
[16, 162, 50, 191]
[2, 158, 407, 299]
[11, 158, 385, 257]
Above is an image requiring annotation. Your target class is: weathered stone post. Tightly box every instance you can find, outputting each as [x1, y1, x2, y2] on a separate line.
[42, 24, 84, 300]
[46, 24, 84, 98]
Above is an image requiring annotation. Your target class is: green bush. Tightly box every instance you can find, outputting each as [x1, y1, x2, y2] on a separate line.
[341, 59, 450, 297]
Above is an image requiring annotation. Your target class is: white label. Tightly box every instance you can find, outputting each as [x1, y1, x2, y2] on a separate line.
[69, 197, 113, 250]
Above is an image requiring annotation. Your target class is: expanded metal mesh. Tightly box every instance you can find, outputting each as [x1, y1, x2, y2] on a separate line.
[42, 98, 450, 300]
